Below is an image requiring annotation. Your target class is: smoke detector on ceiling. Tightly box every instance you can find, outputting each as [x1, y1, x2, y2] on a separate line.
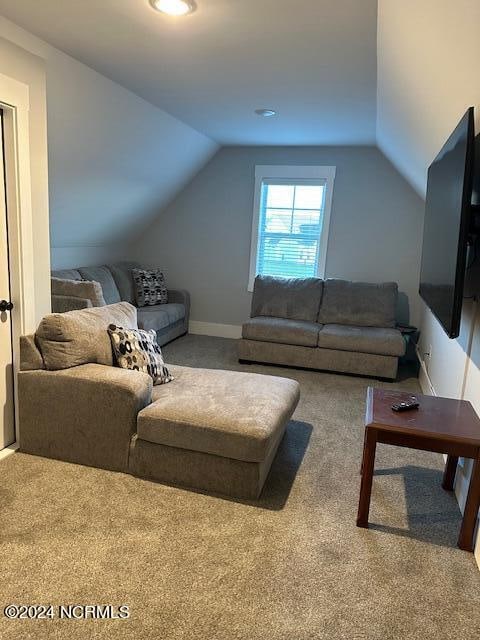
[255, 109, 277, 117]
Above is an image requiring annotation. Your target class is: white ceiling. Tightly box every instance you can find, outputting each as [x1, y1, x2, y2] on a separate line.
[0, 0, 378, 145]
[377, 0, 480, 198]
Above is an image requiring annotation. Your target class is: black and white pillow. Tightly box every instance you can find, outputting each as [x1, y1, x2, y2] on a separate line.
[132, 268, 168, 307]
[108, 324, 173, 385]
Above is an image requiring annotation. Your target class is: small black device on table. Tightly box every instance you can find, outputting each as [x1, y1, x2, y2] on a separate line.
[391, 397, 419, 412]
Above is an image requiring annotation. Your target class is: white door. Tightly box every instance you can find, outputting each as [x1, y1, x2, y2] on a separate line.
[0, 109, 15, 450]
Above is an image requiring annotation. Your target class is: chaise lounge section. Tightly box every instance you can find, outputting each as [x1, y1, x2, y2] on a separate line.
[130, 365, 299, 499]
[19, 303, 300, 500]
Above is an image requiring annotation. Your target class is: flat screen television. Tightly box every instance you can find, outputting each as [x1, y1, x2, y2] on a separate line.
[419, 107, 475, 339]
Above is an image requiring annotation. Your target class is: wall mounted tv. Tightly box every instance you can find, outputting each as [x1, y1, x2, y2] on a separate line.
[419, 107, 476, 339]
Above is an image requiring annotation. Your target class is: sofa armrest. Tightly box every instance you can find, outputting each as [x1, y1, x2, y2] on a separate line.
[18, 364, 153, 472]
[51, 294, 93, 313]
[168, 289, 190, 322]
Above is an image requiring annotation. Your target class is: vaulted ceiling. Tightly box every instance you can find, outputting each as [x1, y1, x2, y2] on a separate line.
[0, 13, 219, 250]
[377, 0, 480, 197]
[0, 0, 477, 256]
[0, 0, 378, 146]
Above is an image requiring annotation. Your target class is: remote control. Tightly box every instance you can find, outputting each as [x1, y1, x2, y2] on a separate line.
[391, 398, 419, 412]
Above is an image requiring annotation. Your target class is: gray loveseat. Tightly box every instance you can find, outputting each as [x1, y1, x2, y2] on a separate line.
[51, 262, 189, 346]
[238, 276, 406, 379]
[19, 303, 300, 500]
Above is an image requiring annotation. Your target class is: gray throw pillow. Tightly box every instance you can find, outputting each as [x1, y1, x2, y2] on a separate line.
[132, 268, 168, 307]
[108, 324, 173, 385]
[50, 277, 106, 307]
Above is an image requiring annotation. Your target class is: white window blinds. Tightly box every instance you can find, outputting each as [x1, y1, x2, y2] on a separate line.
[248, 165, 336, 291]
[256, 179, 326, 280]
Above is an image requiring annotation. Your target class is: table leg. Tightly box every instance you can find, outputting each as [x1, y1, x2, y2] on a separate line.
[360, 437, 366, 476]
[442, 455, 458, 491]
[356, 427, 377, 528]
[458, 458, 480, 552]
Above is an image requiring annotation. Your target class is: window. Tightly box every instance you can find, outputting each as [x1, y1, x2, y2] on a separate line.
[248, 165, 336, 290]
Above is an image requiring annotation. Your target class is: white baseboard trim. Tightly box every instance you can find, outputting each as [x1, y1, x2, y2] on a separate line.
[415, 345, 436, 396]
[0, 442, 18, 462]
[189, 321, 242, 339]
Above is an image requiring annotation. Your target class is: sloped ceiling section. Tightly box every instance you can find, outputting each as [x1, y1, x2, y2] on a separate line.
[0, 16, 218, 248]
[46, 50, 218, 248]
[0, 0, 378, 146]
[376, 0, 480, 197]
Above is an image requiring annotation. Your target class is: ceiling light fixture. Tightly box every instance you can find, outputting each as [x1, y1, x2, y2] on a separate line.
[149, 0, 197, 16]
[255, 109, 277, 117]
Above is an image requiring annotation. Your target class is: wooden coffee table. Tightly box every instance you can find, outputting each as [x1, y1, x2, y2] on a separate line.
[356, 387, 480, 551]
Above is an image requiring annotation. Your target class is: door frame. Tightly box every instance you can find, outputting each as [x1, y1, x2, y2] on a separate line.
[0, 72, 36, 457]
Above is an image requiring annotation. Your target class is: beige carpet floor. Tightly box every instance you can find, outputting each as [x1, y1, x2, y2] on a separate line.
[1, 335, 480, 639]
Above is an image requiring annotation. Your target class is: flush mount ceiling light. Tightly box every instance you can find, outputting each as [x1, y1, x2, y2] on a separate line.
[255, 109, 277, 117]
[149, 0, 197, 16]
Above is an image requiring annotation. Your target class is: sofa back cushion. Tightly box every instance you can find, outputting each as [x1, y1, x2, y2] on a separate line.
[108, 262, 140, 304]
[78, 266, 121, 305]
[317, 279, 398, 328]
[36, 302, 138, 370]
[51, 277, 106, 307]
[20, 335, 45, 371]
[251, 275, 324, 322]
[51, 268, 82, 281]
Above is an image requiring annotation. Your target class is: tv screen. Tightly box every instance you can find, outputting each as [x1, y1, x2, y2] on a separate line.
[419, 108, 475, 338]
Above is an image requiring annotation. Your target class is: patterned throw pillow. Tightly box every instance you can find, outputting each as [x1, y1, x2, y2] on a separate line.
[108, 324, 173, 385]
[132, 268, 168, 307]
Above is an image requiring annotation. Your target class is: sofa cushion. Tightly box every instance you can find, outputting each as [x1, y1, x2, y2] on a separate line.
[137, 303, 185, 332]
[251, 275, 324, 322]
[108, 324, 173, 385]
[20, 335, 45, 371]
[317, 324, 406, 357]
[51, 277, 106, 307]
[242, 317, 321, 347]
[317, 279, 398, 328]
[78, 266, 121, 305]
[51, 295, 93, 313]
[139, 365, 300, 462]
[36, 302, 138, 370]
[51, 269, 82, 281]
[108, 262, 140, 304]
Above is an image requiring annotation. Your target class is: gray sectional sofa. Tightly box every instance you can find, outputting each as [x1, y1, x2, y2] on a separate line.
[19, 303, 300, 500]
[51, 262, 189, 346]
[238, 276, 407, 379]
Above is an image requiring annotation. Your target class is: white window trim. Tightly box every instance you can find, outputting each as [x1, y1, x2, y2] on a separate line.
[248, 165, 336, 291]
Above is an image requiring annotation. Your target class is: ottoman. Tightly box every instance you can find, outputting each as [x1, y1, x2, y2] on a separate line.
[129, 365, 300, 499]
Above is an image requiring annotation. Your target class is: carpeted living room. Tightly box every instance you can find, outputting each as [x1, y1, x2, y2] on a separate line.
[0, 1, 480, 639]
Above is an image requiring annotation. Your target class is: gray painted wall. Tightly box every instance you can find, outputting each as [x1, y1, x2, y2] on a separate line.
[50, 246, 126, 271]
[132, 146, 425, 327]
